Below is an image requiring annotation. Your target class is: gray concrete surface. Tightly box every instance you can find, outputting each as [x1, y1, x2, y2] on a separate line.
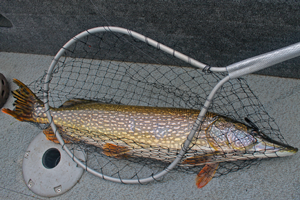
[0, 52, 299, 199]
[1, 1, 300, 78]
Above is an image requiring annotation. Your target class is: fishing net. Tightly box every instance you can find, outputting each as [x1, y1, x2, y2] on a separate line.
[28, 27, 287, 183]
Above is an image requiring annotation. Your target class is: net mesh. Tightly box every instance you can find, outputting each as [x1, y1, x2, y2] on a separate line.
[28, 28, 287, 181]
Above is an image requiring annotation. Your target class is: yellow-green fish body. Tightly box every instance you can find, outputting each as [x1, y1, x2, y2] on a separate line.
[2, 79, 298, 188]
[27, 97, 220, 161]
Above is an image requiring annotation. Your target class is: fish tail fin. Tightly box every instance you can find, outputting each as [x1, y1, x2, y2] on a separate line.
[2, 79, 44, 123]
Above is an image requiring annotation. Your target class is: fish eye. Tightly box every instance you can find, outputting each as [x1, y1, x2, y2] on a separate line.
[250, 129, 258, 137]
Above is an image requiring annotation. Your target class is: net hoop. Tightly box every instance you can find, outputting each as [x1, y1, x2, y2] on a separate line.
[43, 26, 300, 184]
[43, 26, 228, 184]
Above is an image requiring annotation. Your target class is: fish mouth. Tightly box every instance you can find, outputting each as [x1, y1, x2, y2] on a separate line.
[251, 133, 298, 158]
[244, 118, 297, 156]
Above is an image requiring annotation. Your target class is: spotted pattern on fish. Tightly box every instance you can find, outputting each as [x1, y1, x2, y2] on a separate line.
[3, 79, 298, 167]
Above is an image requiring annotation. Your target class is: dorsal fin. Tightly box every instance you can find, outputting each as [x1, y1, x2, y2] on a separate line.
[60, 99, 96, 108]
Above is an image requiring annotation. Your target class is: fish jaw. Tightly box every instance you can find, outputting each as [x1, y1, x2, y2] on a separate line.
[274, 146, 298, 157]
[249, 135, 298, 158]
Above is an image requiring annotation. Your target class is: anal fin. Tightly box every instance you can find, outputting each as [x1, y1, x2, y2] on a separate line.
[43, 126, 72, 144]
[102, 143, 130, 158]
[195, 163, 219, 188]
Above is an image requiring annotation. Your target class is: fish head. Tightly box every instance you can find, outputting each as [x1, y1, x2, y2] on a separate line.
[206, 116, 298, 158]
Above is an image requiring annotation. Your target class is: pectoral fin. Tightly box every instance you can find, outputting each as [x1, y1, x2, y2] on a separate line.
[182, 154, 215, 165]
[195, 163, 219, 188]
[182, 152, 223, 165]
[102, 143, 130, 158]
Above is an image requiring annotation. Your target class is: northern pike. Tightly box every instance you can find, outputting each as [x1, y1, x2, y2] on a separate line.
[2, 79, 298, 188]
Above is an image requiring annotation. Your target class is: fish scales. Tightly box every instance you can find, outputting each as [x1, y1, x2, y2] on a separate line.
[2, 79, 297, 188]
[49, 103, 213, 151]
[32, 101, 217, 161]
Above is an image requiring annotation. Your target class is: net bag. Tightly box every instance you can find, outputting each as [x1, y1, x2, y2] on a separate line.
[26, 26, 297, 185]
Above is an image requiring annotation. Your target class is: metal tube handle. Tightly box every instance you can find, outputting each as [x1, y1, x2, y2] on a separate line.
[226, 42, 300, 79]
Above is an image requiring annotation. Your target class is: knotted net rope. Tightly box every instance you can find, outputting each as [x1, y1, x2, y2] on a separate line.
[28, 27, 287, 182]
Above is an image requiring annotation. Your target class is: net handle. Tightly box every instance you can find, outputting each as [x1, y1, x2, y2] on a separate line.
[226, 42, 300, 79]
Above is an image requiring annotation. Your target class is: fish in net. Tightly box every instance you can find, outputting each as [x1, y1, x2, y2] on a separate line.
[2, 27, 297, 188]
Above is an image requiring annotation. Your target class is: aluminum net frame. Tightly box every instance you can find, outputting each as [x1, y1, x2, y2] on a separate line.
[34, 26, 300, 184]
